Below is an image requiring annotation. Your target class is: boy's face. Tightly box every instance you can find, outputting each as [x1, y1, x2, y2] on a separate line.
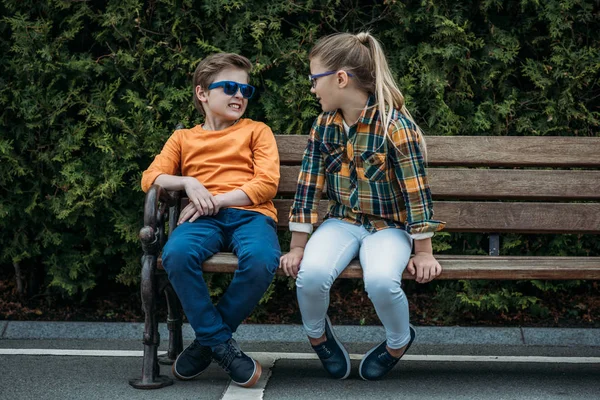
[196, 67, 249, 122]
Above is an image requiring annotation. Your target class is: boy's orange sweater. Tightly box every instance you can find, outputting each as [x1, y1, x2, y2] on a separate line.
[141, 119, 280, 221]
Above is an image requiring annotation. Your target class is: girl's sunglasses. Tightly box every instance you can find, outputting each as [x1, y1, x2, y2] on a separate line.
[308, 71, 354, 88]
[208, 81, 256, 99]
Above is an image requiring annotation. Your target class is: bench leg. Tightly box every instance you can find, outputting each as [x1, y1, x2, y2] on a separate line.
[129, 255, 173, 389]
[158, 283, 183, 366]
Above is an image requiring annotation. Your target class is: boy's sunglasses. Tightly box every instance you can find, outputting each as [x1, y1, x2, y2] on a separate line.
[208, 81, 256, 99]
[308, 71, 354, 88]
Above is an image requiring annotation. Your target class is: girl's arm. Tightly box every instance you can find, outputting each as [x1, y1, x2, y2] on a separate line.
[288, 116, 327, 226]
[389, 122, 445, 283]
[280, 232, 309, 279]
[407, 237, 442, 283]
[280, 116, 327, 278]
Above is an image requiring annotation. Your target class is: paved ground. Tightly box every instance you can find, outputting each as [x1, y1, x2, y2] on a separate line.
[1, 321, 599, 399]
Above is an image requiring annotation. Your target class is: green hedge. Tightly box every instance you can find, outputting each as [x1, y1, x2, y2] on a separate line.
[1, 1, 598, 304]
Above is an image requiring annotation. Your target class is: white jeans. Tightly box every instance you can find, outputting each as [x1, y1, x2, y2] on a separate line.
[296, 218, 413, 349]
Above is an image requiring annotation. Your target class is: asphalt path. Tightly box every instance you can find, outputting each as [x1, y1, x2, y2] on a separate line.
[1, 322, 599, 399]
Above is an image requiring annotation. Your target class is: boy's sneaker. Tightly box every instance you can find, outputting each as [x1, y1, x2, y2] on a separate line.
[172, 340, 213, 380]
[211, 338, 262, 387]
[311, 315, 351, 379]
[359, 325, 416, 381]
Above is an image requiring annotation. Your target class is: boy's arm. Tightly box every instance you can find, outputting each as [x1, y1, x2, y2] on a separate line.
[141, 131, 182, 193]
[153, 174, 192, 191]
[214, 189, 251, 208]
[142, 131, 219, 216]
[237, 124, 280, 204]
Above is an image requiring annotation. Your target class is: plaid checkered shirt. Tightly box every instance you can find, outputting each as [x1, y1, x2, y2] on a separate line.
[289, 96, 445, 235]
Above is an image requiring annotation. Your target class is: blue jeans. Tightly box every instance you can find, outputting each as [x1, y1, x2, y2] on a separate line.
[162, 208, 280, 347]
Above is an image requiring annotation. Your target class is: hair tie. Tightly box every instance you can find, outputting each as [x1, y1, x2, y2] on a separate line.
[356, 32, 370, 44]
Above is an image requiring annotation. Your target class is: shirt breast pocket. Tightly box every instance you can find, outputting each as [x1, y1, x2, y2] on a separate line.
[320, 142, 345, 174]
[361, 150, 388, 181]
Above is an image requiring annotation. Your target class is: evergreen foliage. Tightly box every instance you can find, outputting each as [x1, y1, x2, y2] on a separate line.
[1, 1, 598, 314]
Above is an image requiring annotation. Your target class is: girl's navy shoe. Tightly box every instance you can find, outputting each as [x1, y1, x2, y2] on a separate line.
[359, 325, 416, 381]
[311, 315, 351, 379]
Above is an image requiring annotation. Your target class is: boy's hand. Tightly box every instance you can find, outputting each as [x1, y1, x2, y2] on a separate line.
[407, 252, 442, 284]
[279, 247, 304, 279]
[183, 177, 218, 217]
[178, 202, 205, 224]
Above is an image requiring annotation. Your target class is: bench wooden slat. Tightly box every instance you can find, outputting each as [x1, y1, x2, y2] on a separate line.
[427, 169, 600, 200]
[276, 135, 600, 167]
[158, 254, 600, 280]
[278, 166, 600, 200]
[273, 200, 600, 233]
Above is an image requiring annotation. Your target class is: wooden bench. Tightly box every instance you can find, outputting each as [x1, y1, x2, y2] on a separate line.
[130, 134, 600, 389]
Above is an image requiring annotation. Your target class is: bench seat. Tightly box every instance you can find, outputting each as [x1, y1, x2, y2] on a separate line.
[131, 133, 600, 389]
[158, 254, 600, 280]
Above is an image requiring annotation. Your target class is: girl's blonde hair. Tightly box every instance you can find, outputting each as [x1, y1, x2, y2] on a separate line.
[309, 32, 427, 158]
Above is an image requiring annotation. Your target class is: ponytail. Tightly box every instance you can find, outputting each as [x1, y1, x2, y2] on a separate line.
[356, 32, 427, 160]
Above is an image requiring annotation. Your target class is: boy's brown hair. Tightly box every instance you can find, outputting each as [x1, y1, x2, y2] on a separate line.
[193, 53, 253, 115]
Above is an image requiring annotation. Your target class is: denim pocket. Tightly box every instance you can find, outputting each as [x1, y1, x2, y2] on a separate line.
[361, 150, 387, 181]
[320, 142, 345, 173]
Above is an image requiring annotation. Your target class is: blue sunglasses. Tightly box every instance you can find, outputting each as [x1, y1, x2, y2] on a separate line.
[207, 81, 256, 99]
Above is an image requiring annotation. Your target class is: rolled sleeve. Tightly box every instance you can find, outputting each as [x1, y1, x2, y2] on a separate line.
[289, 222, 313, 234]
[410, 231, 435, 240]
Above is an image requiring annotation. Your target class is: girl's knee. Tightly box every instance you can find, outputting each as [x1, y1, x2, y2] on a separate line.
[364, 275, 404, 303]
[296, 262, 335, 293]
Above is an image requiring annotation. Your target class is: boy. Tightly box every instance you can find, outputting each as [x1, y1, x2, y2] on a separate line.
[141, 53, 280, 388]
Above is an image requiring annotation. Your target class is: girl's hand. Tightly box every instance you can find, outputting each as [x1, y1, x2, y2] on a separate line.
[279, 247, 304, 279]
[183, 177, 218, 216]
[407, 252, 442, 283]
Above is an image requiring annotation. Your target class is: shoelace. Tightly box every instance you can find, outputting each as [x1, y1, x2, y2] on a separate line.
[216, 341, 241, 373]
[314, 343, 333, 359]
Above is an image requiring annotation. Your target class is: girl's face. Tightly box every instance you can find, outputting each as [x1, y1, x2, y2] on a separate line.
[309, 58, 342, 112]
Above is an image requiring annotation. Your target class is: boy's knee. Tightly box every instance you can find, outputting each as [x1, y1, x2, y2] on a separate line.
[162, 240, 205, 274]
[239, 246, 280, 277]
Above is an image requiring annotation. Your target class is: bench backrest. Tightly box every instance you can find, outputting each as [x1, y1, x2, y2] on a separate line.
[274, 135, 600, 235]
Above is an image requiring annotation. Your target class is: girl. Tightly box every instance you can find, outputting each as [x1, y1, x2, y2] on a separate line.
[279, 32, 445, 381]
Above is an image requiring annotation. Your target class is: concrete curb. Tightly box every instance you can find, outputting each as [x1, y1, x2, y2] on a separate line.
[2, 320, 599, 347]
